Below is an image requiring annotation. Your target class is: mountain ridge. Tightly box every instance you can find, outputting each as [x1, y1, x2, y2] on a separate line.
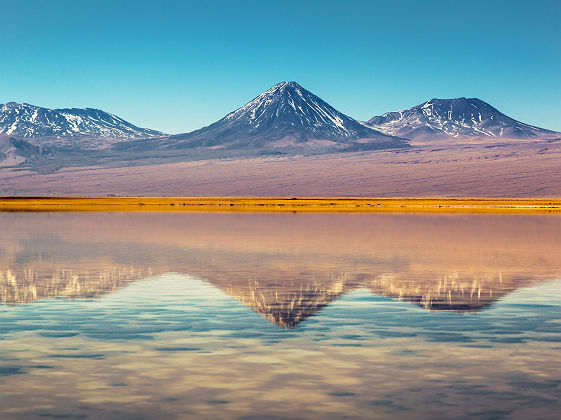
[3, 86, 561, 172]
[0, 102, 165, 148]
[367, 97, 560, 141]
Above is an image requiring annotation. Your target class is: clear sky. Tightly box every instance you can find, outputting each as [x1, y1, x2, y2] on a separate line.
[1, 0, 559, 134]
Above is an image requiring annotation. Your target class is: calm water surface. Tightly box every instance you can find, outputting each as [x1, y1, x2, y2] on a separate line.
[1, 212, 560, 419]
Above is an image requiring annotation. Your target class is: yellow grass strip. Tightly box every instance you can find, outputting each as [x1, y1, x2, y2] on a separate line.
[1, 197, 561, 213]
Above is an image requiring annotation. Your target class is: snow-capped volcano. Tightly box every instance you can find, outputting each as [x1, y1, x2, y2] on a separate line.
[367, 98, 561, 141]
[157, 81, 408, 154]
[0, 102, 164, 145]
[210, 81, 383, 139]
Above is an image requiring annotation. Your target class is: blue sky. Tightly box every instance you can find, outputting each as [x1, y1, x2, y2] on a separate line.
[1, 0, 559, 133]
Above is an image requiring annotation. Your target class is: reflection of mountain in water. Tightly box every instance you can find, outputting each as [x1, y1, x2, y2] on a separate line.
[1, 254, 550, 326]
[0, 265, 156, 304]
[370, 272, 513, 312]
[209, 271, 546, 326]
[222, 275, 350, 327]
[1, 213, 560, 326]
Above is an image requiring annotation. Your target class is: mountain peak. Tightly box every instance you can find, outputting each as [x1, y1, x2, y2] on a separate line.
[429, 96, 468, 101]
[0, 101, 165, 143]
[258, 80, 305, 98]
[368, 97, 560, 140]
[159, 81, 408, 156]
[272, 81, 301, 89]
[214, 81, 404, 141]
[425, 97, 484, 106]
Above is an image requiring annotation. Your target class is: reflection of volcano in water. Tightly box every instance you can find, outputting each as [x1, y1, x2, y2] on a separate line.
[201, 270, 541, 326]
[1, 212, 561, 326]
[1, 255, 551, 327]
[370, 272, 514, 312]
[0, 265, 156, 305]
[220, 275, 349, 327]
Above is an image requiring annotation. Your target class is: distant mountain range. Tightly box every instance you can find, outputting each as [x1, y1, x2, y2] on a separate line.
[367, 97, 560, 140]
[0, 102, 164, 148]
[1, 83, 560, 170]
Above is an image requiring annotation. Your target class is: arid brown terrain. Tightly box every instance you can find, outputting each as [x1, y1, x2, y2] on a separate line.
[1, 139, 560, 197]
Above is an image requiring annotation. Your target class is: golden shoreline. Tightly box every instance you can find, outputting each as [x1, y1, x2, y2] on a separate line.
[2, 197, 561, 213]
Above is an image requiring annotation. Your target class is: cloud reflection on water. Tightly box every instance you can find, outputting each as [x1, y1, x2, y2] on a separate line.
[0, 212, 560, 419]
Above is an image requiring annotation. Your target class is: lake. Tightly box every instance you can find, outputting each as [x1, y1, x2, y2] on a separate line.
[1, 212, 560, 419]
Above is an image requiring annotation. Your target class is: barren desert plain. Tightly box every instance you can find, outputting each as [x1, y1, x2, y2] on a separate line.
[2, 139, 560, 198]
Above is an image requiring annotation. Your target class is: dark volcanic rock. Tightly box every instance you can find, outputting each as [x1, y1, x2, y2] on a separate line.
[0, 134, 53, 167]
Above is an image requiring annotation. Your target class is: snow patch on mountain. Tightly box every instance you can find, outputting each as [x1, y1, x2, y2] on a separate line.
[367, 98, 560, 141]
[0, 102, 164, 142]
[182, 81, 405, 143]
